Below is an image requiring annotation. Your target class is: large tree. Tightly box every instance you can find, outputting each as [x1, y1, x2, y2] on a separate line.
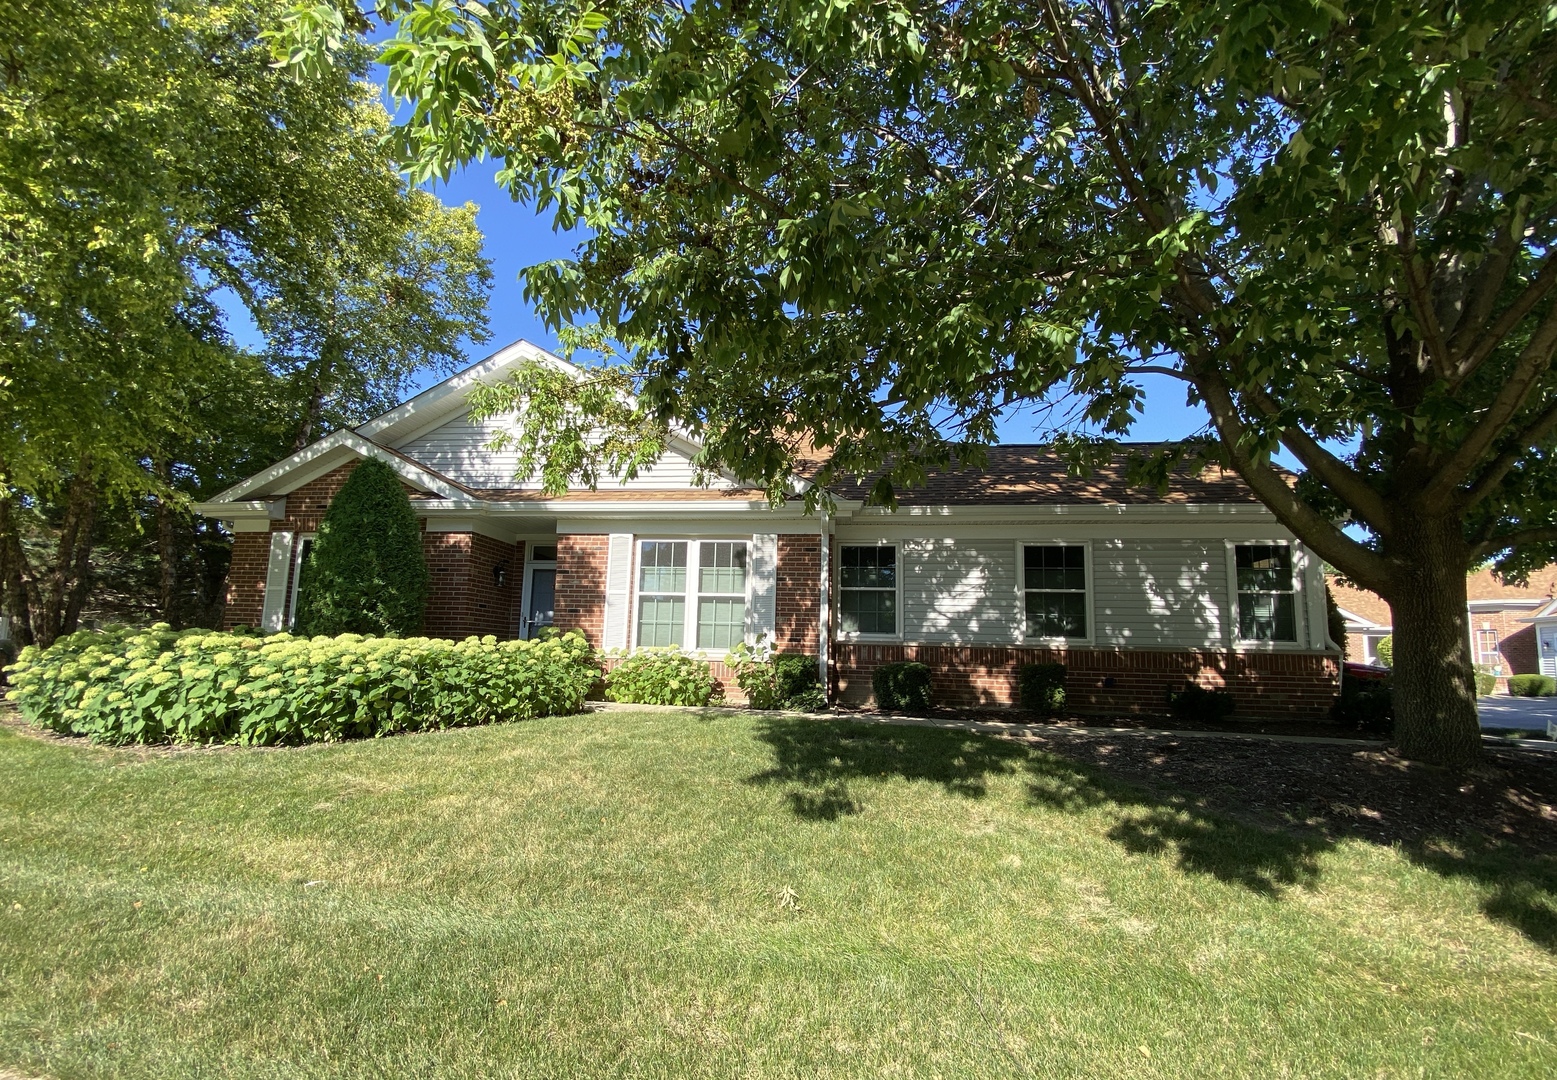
[0, 0, 490, 645]
[296, 0, 1557, 765]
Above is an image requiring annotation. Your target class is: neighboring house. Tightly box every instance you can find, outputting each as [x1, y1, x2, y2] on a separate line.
[1328, 569, 1557, 691]
[193, 341, 1342, 717]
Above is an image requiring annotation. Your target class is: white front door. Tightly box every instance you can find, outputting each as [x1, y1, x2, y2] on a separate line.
[1540, 625, 1557, 678]
[520, 558, 557, 639]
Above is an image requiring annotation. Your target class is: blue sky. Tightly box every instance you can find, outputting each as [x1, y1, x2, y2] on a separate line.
[409, 158, 1213, 447]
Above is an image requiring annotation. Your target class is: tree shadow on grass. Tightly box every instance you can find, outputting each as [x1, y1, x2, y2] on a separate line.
[746, 717, 1557, 949]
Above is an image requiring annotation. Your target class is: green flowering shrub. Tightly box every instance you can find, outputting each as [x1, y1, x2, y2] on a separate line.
[4, 625, 599, 745]
[727, 638, 825, 711]
[604, 649, 722, 707]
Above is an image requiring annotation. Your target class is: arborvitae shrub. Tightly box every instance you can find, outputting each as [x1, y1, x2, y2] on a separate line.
[872, 661, 933, 714]
[1018, 663, 1067, 715]
[295, 459, 429, 636]
[1375, 634, 1393, 668]
[1325, 585, 1348, 658]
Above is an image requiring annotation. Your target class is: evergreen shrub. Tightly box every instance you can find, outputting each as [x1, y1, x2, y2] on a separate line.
[604, 649, 722, 707]
[872, 661, 933, 714]
[1508, 673, 1556, 696]
[1473, 666, 1497, 697]
[1166, 683, 1236, 722]
[4, 625, 599, 745]
[1375, 635, 1393, 668]
[295, 459, 429, 636]
[1017, 662, 1067, 715]
[1333, 673, 1394, 734]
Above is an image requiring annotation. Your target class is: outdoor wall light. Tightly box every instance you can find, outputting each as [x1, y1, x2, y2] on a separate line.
[492, 562, 508, 588]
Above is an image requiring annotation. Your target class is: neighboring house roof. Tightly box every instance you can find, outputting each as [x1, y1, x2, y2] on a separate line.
[1328, 566, 1557, 632]
[1335, 605, 1389, 632]
[821, 446, 1266, 506]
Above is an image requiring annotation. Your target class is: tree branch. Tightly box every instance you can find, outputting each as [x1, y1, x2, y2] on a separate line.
[1471, 525, 1557, 563]
[1425, 299, 1557, 508]
[1463, 395, 1557, 508]
[1187, 355, 1393, 590]
[1450, 248, 1557, 383]
[1243, 387, 1394, 536]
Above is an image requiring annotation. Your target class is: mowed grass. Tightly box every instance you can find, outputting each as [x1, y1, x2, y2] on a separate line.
[0, 710, 1554, 1079]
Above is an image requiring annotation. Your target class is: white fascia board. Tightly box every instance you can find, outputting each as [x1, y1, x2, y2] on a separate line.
[355, 340, 559, 443]
[1334, 605, 1388, 631]
[1467, 598, 1548, 610]
[207, 429, 460, 503]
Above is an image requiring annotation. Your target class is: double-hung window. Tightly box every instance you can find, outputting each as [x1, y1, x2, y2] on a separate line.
[1234, 543, 1297, 642]
[839, 545, 897, 635]
[1476, 627, 1501, 669]
[1023, 544, 1088, 639]
[286, 534, 316, 630]
[635, 539, 749, 649]
[696, 542, 748, 648]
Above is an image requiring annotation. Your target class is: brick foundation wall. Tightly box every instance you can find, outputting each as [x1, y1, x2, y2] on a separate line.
[467, 532, 519, 639]
[555, 534, 609, 645]
[775, 535, 821, 653]
[832, 643, 1339, 719]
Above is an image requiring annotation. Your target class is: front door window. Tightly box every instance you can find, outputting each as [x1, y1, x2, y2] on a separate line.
[521, 549, 558, 639]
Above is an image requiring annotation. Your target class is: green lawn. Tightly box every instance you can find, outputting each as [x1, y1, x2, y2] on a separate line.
[1, 710, 1553, 1079]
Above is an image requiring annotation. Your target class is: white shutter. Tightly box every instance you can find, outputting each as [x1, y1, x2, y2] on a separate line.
[602, 533, 633, 650]
[747, 533, 778, 643]
[260, 532, 295, 632]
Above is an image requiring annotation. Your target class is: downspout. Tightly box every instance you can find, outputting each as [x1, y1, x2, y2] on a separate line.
[819, 508, 831, 704]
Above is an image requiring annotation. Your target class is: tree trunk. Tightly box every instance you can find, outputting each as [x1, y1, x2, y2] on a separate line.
[1384, 512, 1482, 767]
[0, 493, 34, 647]
[153, 458, 180, 626]
[36, 471, 97, 649]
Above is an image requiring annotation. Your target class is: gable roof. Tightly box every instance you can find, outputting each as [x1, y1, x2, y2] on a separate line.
[209, 428, 466, 502]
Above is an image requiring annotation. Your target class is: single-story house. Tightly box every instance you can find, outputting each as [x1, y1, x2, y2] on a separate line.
[194, 341, 1341, 716]
[1329, 569, 1557, 691]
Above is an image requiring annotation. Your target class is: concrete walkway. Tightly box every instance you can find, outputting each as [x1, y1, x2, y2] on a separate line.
[1478, 693, 1557, 734]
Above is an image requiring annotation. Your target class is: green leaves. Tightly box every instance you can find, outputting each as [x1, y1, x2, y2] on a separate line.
[5, 625, 601, 745]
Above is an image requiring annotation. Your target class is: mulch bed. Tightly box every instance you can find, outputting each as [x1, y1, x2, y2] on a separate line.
[836, 705, 1557, 854]
[965, 723, 1557, 855]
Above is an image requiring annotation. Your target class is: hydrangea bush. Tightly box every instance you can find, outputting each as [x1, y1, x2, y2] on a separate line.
[603, 648, 722, 707]
[5, 625, 600, 745]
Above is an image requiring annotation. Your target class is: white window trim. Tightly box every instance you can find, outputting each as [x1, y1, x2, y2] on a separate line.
[629, 538, 752, 655]
[834, 541, 903, 642]
[1224, 539, 1306, 649]
[1016, 539, 1095, 646]
[286, 532, 316, 630]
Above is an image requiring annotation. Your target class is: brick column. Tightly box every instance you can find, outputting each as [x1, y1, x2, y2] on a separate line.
[555, 534, 609, 645]
[775, 534, 822, 654]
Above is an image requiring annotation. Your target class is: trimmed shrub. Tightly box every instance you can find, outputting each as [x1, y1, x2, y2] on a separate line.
[1018, 662, 1067, 715]
[295, 458, 429, 636]
[1508, 673, 1556, 697]
[605, 649, 722, 707]
[4, 625, 599, 745]
[1474, 665, 1497, 697]
[872, 661, 933, 714]
[1333, 674, 1393, 735]
[1325, 585, 1348, 658]
[1166, 684, 1235, 722]
[1375, 634, 1393, 668]
[729, 639, 825, 711]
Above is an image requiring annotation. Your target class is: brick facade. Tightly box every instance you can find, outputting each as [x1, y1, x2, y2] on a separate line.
[775, 534, 821, 653]
[555, 534, 609, 645]
[832, 643, 1339, 719]
[224, 532, 271, 629]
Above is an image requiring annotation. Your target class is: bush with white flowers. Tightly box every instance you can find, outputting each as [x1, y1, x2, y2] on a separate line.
[5, 625, 600, 745]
